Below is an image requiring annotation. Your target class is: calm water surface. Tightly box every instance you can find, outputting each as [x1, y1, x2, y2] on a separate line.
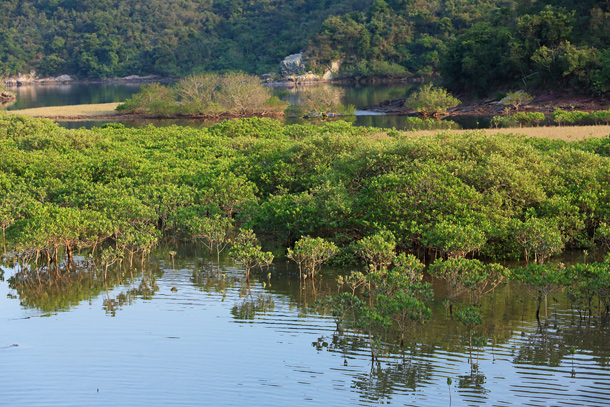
[2, 83, 474, 130]
[4, 83, 142, 110]
[1, 249, 609, 407]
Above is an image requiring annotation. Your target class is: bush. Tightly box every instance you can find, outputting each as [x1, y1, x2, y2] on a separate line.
[404, 84, 460, 117]
[116, 83, 177, 116]
[492, 112, 546, 128]
[501, 91, 533, 110]
[174, 73, 222, 114]
[117, 73, 287, 117]
[215, 72, 275, 115]
[551, 109, 610, 126]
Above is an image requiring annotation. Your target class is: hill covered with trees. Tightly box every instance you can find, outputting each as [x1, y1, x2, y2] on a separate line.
[2, 0, 610, 96]
[0, 0, 370, 78]
[309, 0, 610, 95]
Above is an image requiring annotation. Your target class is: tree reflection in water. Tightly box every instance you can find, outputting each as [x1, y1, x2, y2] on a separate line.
[7, 255, 162, 314]
[231, 294, 275, 320]
[3, 248, 610, 406]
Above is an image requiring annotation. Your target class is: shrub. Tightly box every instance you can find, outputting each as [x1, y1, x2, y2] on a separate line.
[117, 73, 286, 117]
[493, 112, 546, 127]
[215, 72, 275, 115]
[175, 73, 222, 114]
[404, 84, 460, 117]
[501, 91, 533, 110]
[116, 83, 177, 116]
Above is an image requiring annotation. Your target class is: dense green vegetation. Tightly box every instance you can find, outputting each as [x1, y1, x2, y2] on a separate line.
[3, 114, 610, 354]
[2, 114, 610, 262]
[492, 109, 610, 128]
[2, 0, 610, 96]
[439, 1, 610, 95]
[309, 0, 610, 95]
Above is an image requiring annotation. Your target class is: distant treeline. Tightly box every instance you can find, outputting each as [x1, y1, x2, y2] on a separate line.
[2, 0, 610, 96]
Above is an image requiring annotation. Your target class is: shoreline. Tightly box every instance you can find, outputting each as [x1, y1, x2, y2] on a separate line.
[364, 91, 610, 117]
[5, 103, 286, 121]
[5, 102, 610, 141]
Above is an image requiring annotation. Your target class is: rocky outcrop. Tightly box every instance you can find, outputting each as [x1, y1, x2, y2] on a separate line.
[278, 54, 342, 84]
[4, 73, 73, 86]
[1, 91, 16, 104]
[280, 53, 306, 76]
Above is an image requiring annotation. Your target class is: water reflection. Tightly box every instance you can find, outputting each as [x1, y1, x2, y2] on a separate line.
[231, 294, 275, 320]
[5, 253, 162, 314]
[352, 359, 435, 402]
[2, 249, 610, 406]
[513, 324, 566, 366]
[5, 83, 142, 110]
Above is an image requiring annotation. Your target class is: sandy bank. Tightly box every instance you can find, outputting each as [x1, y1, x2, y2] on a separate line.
[7, 103, 121, 120]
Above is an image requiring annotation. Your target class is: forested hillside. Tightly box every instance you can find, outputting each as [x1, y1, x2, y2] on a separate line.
[309, 0, 610, 95]
[0, 0, 370, 78]
[2, 0, 610, 95]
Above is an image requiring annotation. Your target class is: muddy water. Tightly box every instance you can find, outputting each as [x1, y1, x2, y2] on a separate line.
[1, 248, 609, 407]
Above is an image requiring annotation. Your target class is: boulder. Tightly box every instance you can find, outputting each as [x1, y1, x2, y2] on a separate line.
[280, 53, 306, 76]
[54, 75, 72, 82]
[0, 91, 16, 103]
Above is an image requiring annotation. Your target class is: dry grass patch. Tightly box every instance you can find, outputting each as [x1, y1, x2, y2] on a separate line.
[407, 125, 610, 141]
[8, 103, 121, 119]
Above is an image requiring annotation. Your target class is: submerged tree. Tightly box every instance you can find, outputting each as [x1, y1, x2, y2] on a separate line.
[229, 229, 274, 280]
[429, 258, 509, 316]
[189, 214, 233, 270]
[512, 217, 564, 264]
[375, 291, 432, 347]
[287, 236, 337, 280]
[512, 263, 568, 323]
[455, 306, 483, 363]
[116, 224, 161, 271]
[356, 230, 396, 274]
[422, 220, 486, 259]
